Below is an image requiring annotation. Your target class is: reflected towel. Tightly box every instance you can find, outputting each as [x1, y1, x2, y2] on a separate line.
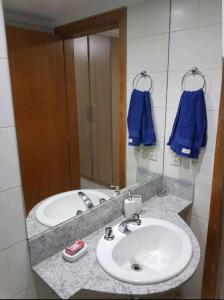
[127, 89, 156, 146]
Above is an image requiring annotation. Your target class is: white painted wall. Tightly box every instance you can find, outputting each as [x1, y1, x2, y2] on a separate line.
[164, 0, 222, 298]
[0, 0, 223, 299]
[0, 0, 58, 298]
[126, 0, 170, 185]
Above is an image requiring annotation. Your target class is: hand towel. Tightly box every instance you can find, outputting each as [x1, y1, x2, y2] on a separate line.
[142, 91, 157, 146]
[127, 89, 156, 146]
[167, 89, 207, 159]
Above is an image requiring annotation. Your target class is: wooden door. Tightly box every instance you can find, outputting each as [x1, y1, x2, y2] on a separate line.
[110, 37, 120, 186]
[6, 26, 78, 214]
[89, 35, 113, 186]
[73, 37, 93, 179]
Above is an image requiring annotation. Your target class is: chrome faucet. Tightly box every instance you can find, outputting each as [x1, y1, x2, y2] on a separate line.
[78, 192, 94, 209]
[118, 214, 141, 234]
[111, 185, 120, 197]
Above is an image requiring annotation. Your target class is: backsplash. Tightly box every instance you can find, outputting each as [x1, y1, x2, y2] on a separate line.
[28, 175, 194, 267]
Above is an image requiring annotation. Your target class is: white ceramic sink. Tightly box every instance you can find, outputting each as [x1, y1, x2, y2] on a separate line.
[97, 218, 192, 284]
[36, 190, 110, 227]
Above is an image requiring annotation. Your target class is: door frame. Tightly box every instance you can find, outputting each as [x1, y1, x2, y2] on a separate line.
[202, 61, 224, 299]
[56, 7, 127, 188]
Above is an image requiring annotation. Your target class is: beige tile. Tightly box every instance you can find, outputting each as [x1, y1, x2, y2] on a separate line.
[7, 240, 37, 297]
[0, 128, 21, 192]
[0, 187, 26, 251]
[0, 250, 10, 299]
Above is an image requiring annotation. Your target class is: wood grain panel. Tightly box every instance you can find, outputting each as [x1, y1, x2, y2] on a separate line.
[63, 39, 81, 189]
[110, 37, 120, 186]
[6, 26, 72, 214]
[89, 35, 112, 186]
[73, 37, 93, 179]
[202, 61, 224, 299]
[57, 8, 127, 188]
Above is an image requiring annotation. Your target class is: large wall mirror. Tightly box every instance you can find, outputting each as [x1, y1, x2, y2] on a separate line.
[3, 0, 171, 239]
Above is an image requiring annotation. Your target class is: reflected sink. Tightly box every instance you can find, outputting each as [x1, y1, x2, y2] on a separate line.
[36, 190, 110, 227]
[97, 218, 192, 284]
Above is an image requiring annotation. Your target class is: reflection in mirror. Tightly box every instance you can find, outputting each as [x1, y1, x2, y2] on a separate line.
[74, 30, 120, 189]
[3, 0, 171, 239]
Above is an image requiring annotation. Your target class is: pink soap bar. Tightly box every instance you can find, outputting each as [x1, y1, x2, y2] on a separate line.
[65, 240, 85, 256]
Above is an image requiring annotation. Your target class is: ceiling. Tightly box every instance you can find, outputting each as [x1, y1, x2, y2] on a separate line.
[2, 0, 144, 28]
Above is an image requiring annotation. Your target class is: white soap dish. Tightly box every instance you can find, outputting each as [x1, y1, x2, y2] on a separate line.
[62, 243, 88, 263]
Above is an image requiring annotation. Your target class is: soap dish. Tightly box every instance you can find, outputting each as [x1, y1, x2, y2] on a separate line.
[62, 243, 88, 263]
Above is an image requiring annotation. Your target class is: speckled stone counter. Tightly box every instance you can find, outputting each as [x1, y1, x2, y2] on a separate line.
[33, 193, 200, 299]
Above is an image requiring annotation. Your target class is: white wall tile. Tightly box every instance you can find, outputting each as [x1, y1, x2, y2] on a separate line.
[127, 1, 147, 39]
[164, 146, 215, 186]
[127, 0, 170, 39]
[0, 0, 7, 58]
[153, 108, 166, 142]
[13, 281, 59, 299]
[127, 72, 167, 109]
[169, 24, 222, 71]
[0, 128, 21, 192]
[0, 188, 26, 251]
[199, 0, 222, 26]
[192, 183, 212, 220]
[145, 0, 170, 36]
[0, 59, 15, 127]
[7, 240, 36, 298]
[127, 33, 169, 73]
[181, 215, 208, 299]
[171, 0, 199, 32]
[0, 250, 10, 299]
[206, 110, 219, 150]
[167, 69, 222, 111]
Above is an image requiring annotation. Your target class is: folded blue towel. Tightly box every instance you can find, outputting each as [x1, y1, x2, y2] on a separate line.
[167, 89, 207, 159]
[127, 89, 156, 146]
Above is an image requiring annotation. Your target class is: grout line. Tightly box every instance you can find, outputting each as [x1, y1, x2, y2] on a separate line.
[170, 22, 222, 34]
[0, 185, 22, 196]
[0, 125, 15, 130]
[1, 237, 28, 254]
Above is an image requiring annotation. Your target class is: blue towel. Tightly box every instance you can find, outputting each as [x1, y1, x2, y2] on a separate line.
[127, 90, 156, 146]
[167, 89, 207, 159]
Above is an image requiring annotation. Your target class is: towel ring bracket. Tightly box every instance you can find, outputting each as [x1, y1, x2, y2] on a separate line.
[181, 67, 207, 92]
[133, 71, 153, 93]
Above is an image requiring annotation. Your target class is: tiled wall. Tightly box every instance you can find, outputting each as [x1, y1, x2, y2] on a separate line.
[164, 0, 222, 298]
[126, 0, 170, 185]
[0, 0, 222, 299]
[0, 1, 57, 299]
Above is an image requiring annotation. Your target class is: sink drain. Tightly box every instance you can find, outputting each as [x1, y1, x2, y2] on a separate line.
[131, 264, 142, 272]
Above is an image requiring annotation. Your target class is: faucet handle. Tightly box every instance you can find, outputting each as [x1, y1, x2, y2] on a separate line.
[104, 227, 115, 241]
[110, 185, 120, 196]
[132, 213, 140, 220]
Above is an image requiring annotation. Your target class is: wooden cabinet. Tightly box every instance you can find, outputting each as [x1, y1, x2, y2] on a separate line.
[74, 34, 119, 187]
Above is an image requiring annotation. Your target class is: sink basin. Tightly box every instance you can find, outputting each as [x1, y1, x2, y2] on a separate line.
[36, 190, 110, 227]
[96, 218, 192, 284]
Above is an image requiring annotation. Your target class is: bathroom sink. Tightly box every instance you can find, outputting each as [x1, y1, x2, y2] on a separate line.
[36, 190, 110, 227]
[96, 218, 192, 284]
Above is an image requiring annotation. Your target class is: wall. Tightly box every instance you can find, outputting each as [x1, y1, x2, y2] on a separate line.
[126, 0, 170, 185]
[0, 1, 58, 299]
[164, 0, 222, 298]
[0, 0, 222, 299]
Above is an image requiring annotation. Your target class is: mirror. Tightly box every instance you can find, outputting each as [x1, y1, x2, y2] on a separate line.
[3, 0, 171, 239]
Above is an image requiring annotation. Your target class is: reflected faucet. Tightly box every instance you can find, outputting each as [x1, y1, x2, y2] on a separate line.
[111, 185, 120, 197]
[78, 192, 94, 209]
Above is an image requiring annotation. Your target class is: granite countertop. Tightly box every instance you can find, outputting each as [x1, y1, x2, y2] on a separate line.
[27, 189, 114, 239]
[33, 193, 200, 299]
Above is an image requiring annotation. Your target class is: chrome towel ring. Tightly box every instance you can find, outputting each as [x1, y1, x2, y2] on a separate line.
[133, 71, 153, 93]
[181, 67, 207, 92]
